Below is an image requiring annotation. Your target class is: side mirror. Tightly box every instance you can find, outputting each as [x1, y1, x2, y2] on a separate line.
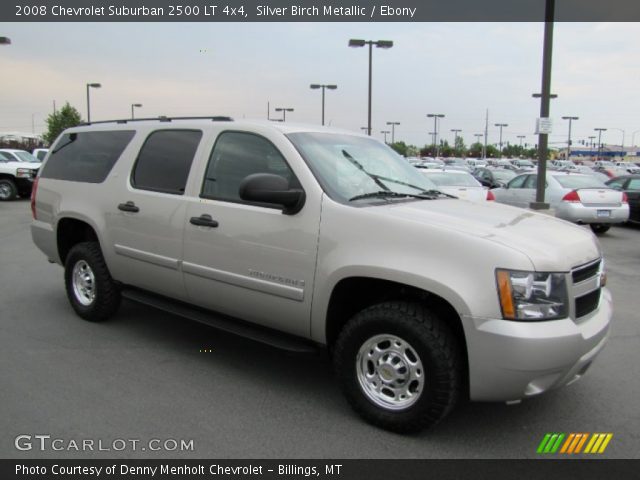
[239, 173, 305, 215]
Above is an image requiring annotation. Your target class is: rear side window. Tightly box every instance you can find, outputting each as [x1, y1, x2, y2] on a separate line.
[131, 130, 202, 195]
[40, 131, 135, 183]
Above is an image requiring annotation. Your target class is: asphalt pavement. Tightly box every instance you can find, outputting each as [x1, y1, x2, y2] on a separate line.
[1, 199, 638, 459]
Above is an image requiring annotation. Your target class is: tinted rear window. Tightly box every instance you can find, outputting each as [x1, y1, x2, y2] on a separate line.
[555, 175, 606, 189]
[40, 131, 135, 183]
[131, 129, 202, 195]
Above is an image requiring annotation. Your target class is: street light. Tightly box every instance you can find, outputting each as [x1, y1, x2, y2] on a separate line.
[517, 135, 526, 148]
[386, 121, 400, 144]
[594, 128, 607, 160]
[86, 83, 101, 123]
[309, 84, 337, 126]
[274, 107, 294, 122]
[427, 114, 445, 156]
[0, 37, 11, 45]
[495, 123, 508, 157]
[451, 129, 462, 150]
[561, 116, 579, 160]
[349, 38, 393, 136]
[588, 135, 597, 159]
[131, 103, 142, 120]
[609, 128, 625, 157]
[631, 130, 640, 148]
[380, 130, 390, 143]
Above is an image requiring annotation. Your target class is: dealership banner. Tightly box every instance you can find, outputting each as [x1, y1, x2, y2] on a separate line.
[3, 459, 640, 480]
[2, 0, 640, 22]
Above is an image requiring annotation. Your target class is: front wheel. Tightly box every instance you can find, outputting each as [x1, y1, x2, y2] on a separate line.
[0, 178, 17, 201]
[64, 241, 121, 321]
[590, 224, 611, 235]
[333, 301, 462, 433]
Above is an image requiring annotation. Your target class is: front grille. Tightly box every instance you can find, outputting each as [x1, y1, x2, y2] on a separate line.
[572, 259, 601, 283]
[575, 288, 601, 318]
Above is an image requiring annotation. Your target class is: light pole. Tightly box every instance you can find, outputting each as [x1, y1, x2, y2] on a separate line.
[631, 130, 640, 147]
[594, 128, 607, 160]
[348, 39, 394, 136]
[451, 129, 462, 152]
[131, 103, 142, 120]
[609, 128, 625, 157]
[495, 123, 508, 157]
[0, 37, 11, 45]
[386, 121, 400, 144]
[86, 83, 101, 123]
[380, 130, 390, 143]
[517, 135, 526, 148]
[274, 107, 294, 122]
[309, 84, 337, 126]
[427, 113, 445, 156]
[561, 116, 578, 160]
[588, 135, 596, 159]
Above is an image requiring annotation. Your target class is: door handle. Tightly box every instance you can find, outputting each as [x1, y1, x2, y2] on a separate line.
[190, 214, 219, 228]
[118, 201, 139, 213]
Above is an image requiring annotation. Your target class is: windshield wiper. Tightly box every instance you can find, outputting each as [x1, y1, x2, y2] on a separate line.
[349, 191, 440, 202]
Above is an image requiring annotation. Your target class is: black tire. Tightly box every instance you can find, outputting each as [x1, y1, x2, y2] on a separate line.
[333, 301, 462, 433]
[64, 241, 121, 321]
[590, 224, 610, 235]
[0, 178, 17, 201]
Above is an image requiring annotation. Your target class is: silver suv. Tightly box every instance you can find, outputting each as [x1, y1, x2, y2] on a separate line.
[31, 118, 611, 432]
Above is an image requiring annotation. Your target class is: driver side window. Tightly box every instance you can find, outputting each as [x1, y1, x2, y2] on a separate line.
[201, 131, 300, 204]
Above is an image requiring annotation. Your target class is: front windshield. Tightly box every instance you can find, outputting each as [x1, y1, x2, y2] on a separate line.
[492, 169, 517, 182]
[287, 132, 439, 202]
[14, 151, 40, 163]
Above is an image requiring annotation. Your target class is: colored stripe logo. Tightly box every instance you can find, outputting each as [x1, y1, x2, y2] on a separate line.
[537, 433, 613, 454]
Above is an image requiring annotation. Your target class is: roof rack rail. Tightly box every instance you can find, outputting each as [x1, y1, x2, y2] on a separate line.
[80, 116, 234, 126]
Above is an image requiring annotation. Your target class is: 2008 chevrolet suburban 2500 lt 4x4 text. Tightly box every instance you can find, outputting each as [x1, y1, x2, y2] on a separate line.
[31, 118, 611, 432]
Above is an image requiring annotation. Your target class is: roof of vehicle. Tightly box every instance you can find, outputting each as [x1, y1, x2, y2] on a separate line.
[62, 117, 361, 137]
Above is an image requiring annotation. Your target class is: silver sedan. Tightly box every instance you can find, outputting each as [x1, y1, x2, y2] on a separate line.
[492, 171, 629, 234]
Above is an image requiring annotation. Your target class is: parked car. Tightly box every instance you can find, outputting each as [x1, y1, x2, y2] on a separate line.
[0, 148, 41, 164]
[605, 175, 640, 223]
[492, 171, 629, 234]
[510, 159, 536, 170]
[472, 167, 517, 189]
[31, 118, 612, 433]
[419, 168, 494, 201]
[32, 148, 49, 161]
[0, 150, 40, 200]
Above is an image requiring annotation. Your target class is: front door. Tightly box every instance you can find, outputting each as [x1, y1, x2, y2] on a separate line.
[181, 131, 320, 338]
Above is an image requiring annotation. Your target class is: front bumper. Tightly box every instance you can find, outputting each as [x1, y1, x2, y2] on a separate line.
[465, 288, 611, 402]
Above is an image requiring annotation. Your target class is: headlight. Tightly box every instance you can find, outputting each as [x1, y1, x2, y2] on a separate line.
[16, 168, 33, 178]
[496, 269, 568, 320]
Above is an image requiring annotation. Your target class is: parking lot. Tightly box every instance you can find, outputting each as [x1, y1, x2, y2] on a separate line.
[1, 198, 638, 459]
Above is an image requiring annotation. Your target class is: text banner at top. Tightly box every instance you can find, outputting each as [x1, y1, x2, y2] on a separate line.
[3, 0, 640, 22]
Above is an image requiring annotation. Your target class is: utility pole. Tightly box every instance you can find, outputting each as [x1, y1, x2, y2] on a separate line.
[561, 116, 579, 160]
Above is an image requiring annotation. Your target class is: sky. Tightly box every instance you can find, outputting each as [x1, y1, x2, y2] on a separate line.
[1, 22, 639, 150]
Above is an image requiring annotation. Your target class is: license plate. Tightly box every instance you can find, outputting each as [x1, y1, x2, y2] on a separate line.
[597, 210, 611, 218]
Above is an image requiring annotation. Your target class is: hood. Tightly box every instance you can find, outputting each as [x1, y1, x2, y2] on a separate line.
[374, 199, 601, 272]
[4, 160, 40, 170]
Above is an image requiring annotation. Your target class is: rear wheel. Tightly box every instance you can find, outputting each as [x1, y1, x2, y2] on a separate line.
[333, 301, 462, 433]
[590, 224, 610, 235]
[64, 241, 121, 321]
[0, 178, 17, 201]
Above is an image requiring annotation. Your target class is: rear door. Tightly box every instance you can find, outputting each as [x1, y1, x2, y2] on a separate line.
[106, 129, 203, 300]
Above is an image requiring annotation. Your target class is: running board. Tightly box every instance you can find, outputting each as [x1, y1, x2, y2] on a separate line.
[121, 288, 318, 354]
